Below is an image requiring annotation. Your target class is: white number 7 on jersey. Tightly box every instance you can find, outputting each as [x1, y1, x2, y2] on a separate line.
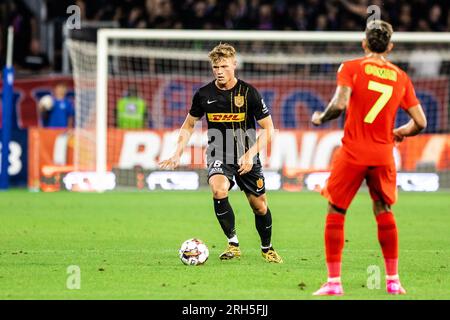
[364, 80, 393, 124]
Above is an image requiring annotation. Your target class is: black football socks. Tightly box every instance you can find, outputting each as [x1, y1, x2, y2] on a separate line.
[255, 208, 273, 251]
[213, 197, 238, 246]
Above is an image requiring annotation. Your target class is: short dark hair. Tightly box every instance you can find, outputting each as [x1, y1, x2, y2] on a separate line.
[365, 20, 393, 53]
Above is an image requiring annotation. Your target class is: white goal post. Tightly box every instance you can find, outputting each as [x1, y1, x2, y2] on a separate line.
[67, 29, 450, 191]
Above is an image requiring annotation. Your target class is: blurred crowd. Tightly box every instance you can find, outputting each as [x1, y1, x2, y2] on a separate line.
[0, 0, 449, 73]
[50, 0, 449, 31]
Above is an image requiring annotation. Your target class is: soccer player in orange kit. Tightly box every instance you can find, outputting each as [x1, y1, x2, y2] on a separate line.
[311, 20, 427, 296]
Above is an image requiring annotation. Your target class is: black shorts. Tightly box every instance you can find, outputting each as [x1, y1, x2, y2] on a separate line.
[207, 159, 266, 197]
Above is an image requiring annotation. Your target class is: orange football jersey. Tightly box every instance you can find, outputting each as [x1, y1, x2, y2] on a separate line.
[337, 57, 420, 165]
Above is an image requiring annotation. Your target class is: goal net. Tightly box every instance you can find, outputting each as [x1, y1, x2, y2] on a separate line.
[67, 29, 450, 192]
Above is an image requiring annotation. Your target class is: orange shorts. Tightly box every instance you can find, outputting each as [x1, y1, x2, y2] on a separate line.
[321, 149, 398, 210]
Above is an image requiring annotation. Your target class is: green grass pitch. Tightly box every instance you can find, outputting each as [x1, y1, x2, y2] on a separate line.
[1, 190, 449, 300]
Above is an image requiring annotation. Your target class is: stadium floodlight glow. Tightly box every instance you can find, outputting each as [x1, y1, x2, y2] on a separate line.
[67, 29, 450, 190]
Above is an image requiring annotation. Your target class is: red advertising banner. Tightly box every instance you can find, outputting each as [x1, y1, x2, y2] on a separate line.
[29, 128, 449, 190]
[28, 128, 74, 191]
[105, 129, 450, 171]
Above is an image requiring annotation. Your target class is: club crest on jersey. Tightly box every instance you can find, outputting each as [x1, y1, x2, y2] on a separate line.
[256, 178, 264, 189]
[234, 94, 245, 108]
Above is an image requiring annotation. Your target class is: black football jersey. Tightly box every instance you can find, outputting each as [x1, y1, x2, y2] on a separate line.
[189, 79, 270, 165]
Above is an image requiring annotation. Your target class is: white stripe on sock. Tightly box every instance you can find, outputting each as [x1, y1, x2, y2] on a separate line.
[228, 235, 239, 244]
[327, 277, 341, 283]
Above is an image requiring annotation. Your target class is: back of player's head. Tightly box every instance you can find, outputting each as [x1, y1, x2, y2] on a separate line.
[208, 43, 236, 64]
[365, 20, 393, 53]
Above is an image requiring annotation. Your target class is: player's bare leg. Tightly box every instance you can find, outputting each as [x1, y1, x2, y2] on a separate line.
[373, 200, 406, 295]
[209, 174, 241, 260]
[246, 193, 283, 263]
[313, 203, 345, 296]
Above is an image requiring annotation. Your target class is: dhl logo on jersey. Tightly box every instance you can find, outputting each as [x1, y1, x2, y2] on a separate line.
[365, 64, 397, 81]
[207, 113, 246, 122]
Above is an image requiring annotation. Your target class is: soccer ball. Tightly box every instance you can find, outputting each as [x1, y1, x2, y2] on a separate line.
[39, 95, 54, 110]
[179, 238, 209, 266]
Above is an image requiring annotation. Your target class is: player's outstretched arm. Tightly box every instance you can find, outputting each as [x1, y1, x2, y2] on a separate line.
[393, 104, 427, 143]
[238, 115, 275, 175]
[158, 114, 199, 170]
[311, 86, 351, 126]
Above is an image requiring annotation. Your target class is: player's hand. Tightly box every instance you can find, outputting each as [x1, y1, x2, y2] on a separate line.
[238, 153, 254, 175]
[393, 128, 405, 145]
[158, 155, 180, 170]
[311, 111, 323, 126]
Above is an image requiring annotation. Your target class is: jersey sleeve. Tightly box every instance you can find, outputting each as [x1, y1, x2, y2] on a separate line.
[400, 75, 420, 110]
[188, 91, 204, 118]
[336, 62, 354, 89]
[249, 86, 270, 121]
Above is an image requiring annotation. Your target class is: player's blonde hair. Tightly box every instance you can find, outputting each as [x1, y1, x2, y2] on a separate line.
[208, 43, 236, 64]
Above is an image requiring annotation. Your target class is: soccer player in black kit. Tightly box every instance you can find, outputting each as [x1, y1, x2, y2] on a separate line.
[159, 43, 283, 263]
